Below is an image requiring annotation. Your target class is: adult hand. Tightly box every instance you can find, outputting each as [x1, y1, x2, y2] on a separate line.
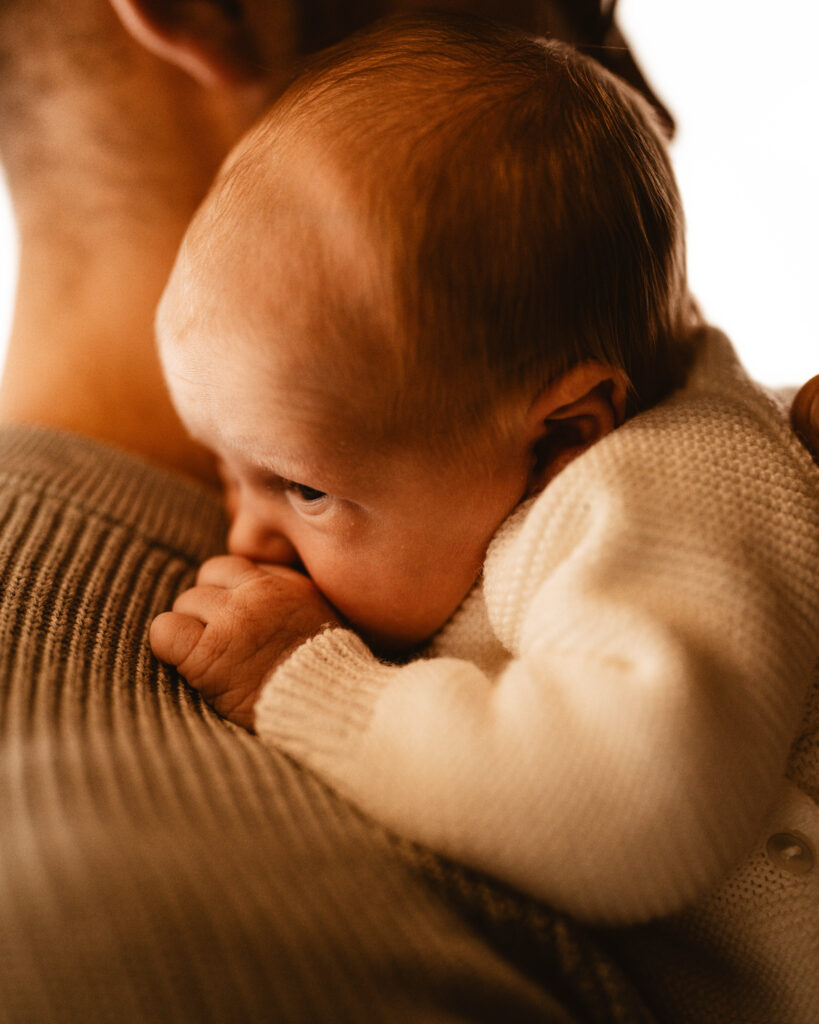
[150, 555, 339, 730]
[791, 376, 819, 465]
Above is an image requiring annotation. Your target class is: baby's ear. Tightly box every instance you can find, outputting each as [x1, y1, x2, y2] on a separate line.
[108, 0, 264, 88]
[525, 363, 629, 495]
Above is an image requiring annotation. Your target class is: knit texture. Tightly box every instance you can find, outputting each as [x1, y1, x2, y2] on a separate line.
[608, 686, 819, 1024]
[0, 423, 654, 1024]
[257, 331, 819, 1013]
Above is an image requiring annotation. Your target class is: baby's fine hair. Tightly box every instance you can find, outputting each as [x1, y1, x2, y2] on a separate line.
[224, 12, 699, 445]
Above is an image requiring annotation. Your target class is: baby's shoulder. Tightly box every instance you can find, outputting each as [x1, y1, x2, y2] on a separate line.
[600, 327, 815, 498]
[485, 329, 819, 625]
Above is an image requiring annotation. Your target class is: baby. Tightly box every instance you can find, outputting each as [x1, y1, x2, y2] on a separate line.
[151, 11, 819, 968]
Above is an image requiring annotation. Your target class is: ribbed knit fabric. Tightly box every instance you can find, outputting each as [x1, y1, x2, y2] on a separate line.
[0, 424, 656, 1024]
[257, 330, 819, 1012]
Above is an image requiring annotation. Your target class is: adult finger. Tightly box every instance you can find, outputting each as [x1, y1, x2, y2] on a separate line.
[791, 375, 819, 465]
[150, 611, 206, 669]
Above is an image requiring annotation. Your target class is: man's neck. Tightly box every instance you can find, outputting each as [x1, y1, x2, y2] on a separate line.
[0, 47, 272, 489]
[0, 209, 220, 487]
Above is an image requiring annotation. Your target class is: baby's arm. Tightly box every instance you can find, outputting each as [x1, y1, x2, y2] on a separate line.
[255, 550, 801, 926]
[150, 555, 339, 730]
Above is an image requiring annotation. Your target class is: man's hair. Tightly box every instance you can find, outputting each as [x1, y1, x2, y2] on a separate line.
[211, 12, 699, 446]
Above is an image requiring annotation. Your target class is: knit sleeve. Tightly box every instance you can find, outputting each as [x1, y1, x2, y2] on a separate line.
[256, 342, 819, 926]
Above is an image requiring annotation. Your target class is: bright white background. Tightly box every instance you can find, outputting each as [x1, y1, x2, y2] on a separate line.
[0, 1, 816, 386]
[617, 0, 817, 386]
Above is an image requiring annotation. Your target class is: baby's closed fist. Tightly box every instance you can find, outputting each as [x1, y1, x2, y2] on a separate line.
[150, 555, 339, 730]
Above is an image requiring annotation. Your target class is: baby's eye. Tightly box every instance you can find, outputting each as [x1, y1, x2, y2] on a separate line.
[284, 480, 328, 505]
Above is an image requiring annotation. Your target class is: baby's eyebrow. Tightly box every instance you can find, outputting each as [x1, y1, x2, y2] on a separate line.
[240, 446, 337, 491]
[230, 431, 378, 498]
[249, 454, 313, 484]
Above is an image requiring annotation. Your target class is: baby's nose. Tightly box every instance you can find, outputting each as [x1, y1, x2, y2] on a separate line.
[227, 515, 301, 569]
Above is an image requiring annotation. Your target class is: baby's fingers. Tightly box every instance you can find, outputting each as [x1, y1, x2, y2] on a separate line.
[172, 584, 228, 621]
[150, 611, 205, 670]
[196, 554, 259, 589]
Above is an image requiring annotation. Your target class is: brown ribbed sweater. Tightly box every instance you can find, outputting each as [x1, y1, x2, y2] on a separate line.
[0, 425, 654, 1024]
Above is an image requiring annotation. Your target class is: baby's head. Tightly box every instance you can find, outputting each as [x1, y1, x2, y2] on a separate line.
[157, 12, 697, 653]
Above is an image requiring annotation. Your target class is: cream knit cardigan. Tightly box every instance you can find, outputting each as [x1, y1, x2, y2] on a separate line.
[257, 330, 819, 947]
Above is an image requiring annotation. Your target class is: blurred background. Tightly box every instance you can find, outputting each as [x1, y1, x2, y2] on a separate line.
[0, 0, 816, 386]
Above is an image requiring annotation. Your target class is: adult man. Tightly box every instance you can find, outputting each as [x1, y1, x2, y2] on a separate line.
[0, 2, 815, 1021]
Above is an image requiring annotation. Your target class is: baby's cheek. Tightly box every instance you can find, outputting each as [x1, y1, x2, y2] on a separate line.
[322, 565, 459, 654]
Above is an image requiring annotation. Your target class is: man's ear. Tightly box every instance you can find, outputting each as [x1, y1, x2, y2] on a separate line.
[108, 0, 264, 88]
[525, 363, 629, 495]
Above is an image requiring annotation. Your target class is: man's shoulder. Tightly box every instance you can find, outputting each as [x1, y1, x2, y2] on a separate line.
[0, 423, 227, 564]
